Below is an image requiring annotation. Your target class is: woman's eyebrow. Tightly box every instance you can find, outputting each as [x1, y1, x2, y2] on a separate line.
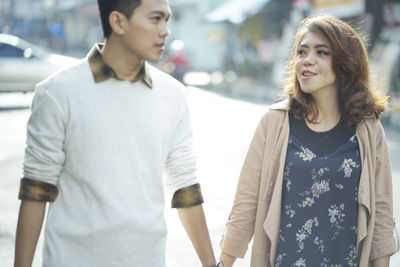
[299, 44, 330, 49]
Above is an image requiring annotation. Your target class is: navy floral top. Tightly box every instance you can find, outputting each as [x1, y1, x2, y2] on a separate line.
[275, 117, 361, 267]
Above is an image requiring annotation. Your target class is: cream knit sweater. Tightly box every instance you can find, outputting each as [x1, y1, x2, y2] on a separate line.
[23, 58, 199, 267]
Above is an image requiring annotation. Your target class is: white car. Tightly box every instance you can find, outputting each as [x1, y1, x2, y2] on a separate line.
[0, 34, 78, 92]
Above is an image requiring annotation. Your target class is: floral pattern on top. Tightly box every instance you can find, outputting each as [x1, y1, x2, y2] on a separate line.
[296, 217, 319, 253]
[298, 168, 330, 208]
[291, 258, 306, 267]
[328, 203, 346, 240]
[295, 147, 316, 161]
[338, 158, 360, 178]
[275, 134, 361, 266]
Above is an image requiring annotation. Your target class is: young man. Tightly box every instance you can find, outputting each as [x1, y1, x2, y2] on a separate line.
[14, 0, 218, 266]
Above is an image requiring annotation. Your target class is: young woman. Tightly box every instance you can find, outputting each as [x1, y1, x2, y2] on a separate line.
[218, 14, 398, 267]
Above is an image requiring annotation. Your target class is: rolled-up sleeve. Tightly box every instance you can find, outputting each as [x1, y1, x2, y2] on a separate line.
[165, 97, 202, 208]
[370, 122, 399, 260]
[20, 83, 66, 202]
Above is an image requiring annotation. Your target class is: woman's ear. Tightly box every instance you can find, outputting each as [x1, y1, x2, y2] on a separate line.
[109, 11, 127, 36]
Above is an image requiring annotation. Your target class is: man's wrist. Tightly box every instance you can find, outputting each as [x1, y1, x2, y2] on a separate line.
[205, 262, 224, 267]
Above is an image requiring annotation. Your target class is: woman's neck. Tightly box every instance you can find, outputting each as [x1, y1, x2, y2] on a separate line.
[306, 91, 341, 132]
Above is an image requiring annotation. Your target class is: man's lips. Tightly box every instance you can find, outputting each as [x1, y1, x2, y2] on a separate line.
[155, 43, 165, 49]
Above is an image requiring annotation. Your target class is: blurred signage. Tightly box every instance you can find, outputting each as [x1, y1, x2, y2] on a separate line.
[384, 3, 400, 26]
[76, 2, 98, 17]
[293, 0, 312, 10]
[311, 0, 364, 18]
[312, 0, 360, 9]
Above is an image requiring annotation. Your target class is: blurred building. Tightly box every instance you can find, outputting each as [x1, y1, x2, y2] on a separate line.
[167, 0, 227, 72]
[205, 0, 399, 94]
[51, 1, 101, 55]
[367, 0, 400, 96]
[2, 0, 398, 99]
[0, 0, 100, 55]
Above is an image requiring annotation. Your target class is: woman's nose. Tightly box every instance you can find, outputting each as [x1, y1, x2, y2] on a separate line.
[303, 52, 316, 65]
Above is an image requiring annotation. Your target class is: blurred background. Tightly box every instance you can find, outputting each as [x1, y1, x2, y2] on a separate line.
[1, 0, 399, 106]
[0, 0, 399, 266]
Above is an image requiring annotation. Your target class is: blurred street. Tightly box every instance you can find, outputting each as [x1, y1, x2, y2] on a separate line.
[1, 0, 400, 266]
[0, 87, 399, 266]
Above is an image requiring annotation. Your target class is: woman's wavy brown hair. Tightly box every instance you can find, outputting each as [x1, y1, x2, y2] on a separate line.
[282, 14, 388, 126]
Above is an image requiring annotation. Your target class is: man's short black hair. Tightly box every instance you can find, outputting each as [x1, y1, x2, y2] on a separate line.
[97, 0, 142, 38]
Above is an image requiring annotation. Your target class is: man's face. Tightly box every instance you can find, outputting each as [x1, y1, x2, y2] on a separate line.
[120, 0, 171, 62]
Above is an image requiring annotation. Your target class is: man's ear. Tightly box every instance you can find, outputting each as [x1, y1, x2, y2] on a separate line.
[109, 11, 127, 36]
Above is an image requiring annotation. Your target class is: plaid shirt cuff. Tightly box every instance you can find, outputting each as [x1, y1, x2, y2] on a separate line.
[171, 183, 204, 208]
[18, 178, 58, 202]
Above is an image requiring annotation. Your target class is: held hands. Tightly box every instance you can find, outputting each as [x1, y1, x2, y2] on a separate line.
[205, 262, 224, 267]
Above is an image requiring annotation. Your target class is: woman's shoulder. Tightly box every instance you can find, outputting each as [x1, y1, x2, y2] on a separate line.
[260, 99, 289, 121]
[357, 118, 387, 144]
[267, 99, 289, 111]
[358, 117, 384, 131]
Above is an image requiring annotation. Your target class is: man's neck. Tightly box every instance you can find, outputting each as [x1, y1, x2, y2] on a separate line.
[101, 37, 144, 81]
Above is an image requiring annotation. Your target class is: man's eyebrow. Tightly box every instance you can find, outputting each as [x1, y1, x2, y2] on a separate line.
[149, 10, 171, 18]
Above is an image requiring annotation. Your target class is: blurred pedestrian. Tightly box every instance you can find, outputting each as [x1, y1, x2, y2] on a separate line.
[218, 14, 398, 267]
[14, 0, 217, 267]
[48, 21, 66, 51]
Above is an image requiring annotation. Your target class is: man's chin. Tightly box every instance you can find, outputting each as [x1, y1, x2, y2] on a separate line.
[146, 54, 162, 63]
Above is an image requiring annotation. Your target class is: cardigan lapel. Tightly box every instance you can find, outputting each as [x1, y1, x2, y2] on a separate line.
[355, 122, 371, 249]
[262, 105, 290, 266]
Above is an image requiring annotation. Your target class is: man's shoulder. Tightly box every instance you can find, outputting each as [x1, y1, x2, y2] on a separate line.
[37, 58, 91, 90]
[147, 64, 185, 90]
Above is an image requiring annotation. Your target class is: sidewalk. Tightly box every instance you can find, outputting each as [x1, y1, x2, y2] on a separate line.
[203, 76, 282, 105]
[1, 88, 399, 266]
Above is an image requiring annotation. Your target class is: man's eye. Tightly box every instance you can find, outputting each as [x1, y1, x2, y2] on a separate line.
[152, 16, 161, 21]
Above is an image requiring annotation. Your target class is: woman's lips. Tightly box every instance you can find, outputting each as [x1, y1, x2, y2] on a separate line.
[300, 70, 317, 80]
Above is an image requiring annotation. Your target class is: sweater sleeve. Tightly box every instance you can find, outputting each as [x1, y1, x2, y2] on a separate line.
[164, 95, 202, 207]
[370, 121, 399, 260]
[20, 83, 67, 201]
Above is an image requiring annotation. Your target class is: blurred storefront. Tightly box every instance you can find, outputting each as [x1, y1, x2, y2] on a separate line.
[52, 0, 101, 55]
[206, 0, 292, 86]
[166, 0, 227, 72]
[204, 0, 400, 106]
[369, 2, 400, 128]
[312, 0, 365, 17]
[0, 0, 101, 56]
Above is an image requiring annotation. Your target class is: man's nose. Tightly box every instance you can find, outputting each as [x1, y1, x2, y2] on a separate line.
[160, 24, 170, 38]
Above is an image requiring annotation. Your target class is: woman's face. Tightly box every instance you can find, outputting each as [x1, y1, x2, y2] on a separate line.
[295, 31, 337, 97]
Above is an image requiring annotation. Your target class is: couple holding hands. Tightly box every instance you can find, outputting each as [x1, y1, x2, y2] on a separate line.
[14, 0, 398, 266]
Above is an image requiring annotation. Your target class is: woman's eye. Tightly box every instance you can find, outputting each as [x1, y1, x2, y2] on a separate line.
[152, 16, 161, 22]
[297, 49, 306, 55]
[318, 50, 330, 55]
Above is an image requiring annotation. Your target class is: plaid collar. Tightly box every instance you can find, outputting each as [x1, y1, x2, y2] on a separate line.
[87, 43, 153, 88]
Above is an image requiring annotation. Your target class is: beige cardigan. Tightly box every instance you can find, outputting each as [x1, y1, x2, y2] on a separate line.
[221, 100, 398, 266]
